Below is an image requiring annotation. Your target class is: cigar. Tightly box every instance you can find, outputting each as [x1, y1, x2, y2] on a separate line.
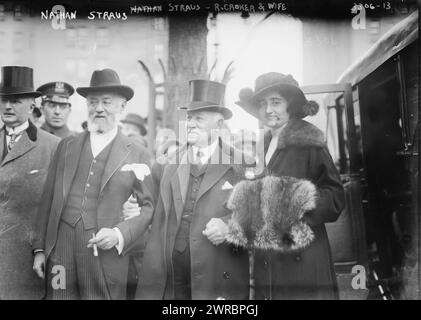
[92, 233, 98, 257]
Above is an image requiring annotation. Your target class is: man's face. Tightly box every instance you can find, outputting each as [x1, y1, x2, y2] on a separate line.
[121, 122, 141, 137]
[87, 92, 126, 134]
[186, 110, 223, 147]
[258, 90, 290, 129]
[0, 95, 34, 127]
[42, 101, 71, 129]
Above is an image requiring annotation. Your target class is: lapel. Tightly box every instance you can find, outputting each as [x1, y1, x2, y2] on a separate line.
[170, 149, 190, 224]
[0, 128, 4, 162]
[1, 131, 36, 167]
[195, 144, 231, 202]
[160, 164, 177, 220]
[100, 131, 131, 194]
[63, 131, 88, 199]
[196, 164, 230, 202]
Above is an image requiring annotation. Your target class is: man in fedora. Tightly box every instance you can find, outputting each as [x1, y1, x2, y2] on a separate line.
[37, 81, 76, 139]
[32, 68, 154, 300]
[121, 113, 148, 148]
[0, 66, 60, 299]
[136, 80, 251, 300]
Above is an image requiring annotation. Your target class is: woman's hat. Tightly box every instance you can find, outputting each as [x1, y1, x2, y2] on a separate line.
[120, 113, 147, 136]
[235, 72, 318, 119]
[0, 66, 42, 97]
[178, 80, 233, 120]
[76, 68, 134, 101]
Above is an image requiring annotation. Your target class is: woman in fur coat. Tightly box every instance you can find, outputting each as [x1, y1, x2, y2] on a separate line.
[230, 72, 345, 300]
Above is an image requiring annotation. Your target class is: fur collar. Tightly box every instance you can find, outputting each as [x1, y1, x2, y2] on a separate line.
[264, 119, 325, 151]
[1, 120, 37, 142]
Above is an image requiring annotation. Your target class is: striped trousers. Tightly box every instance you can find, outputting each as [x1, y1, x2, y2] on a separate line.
[46, 219, 111, 300]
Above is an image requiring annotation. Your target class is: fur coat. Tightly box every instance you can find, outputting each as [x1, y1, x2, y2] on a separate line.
[227, 119, 345, 300]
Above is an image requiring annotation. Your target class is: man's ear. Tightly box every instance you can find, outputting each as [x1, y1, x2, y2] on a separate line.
[216, 117, 225, 129]
[28, 99, 35, 113]
[121, 99, 127, 112]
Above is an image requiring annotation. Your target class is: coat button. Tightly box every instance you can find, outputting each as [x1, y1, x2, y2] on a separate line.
[223, 272, 230, 280]
[295, 254, 302, 262]
[263, 260, 268, 268]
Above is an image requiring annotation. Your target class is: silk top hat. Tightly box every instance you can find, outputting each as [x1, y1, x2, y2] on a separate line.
[0, 66, 42, 97]
[178, 80, 232, 119]
[236, 72, 318, 119]
[37, 81, 74, 104]
[76, 68, 134, 101]
[121, 113, 147, 136]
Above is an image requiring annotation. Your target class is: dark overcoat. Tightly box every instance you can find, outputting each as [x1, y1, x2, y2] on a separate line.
[136, 142, 250, 300]
[32, 130, 154, 300]
[255, 119, 345, 300]
[0, 122, 59, 299]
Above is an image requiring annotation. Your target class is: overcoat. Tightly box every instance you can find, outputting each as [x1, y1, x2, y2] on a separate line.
[0, 122, 59, 299]
[136, 141, 251, 300]
[254, 119, 345, 300]
[32, 130, 154, 300]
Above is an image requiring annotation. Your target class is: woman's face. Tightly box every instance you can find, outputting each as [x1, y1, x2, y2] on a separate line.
[257, 90, 290, 129]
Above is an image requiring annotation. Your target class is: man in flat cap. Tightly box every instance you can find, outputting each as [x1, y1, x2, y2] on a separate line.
[136, 80, 251, 300]
[37, 81, 76, 139]
[32, 69, 154, 300]
[0, 66, 60, 299]
[121, 113, 148, 148]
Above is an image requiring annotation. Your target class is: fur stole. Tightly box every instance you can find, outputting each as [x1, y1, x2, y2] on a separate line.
[263, 119, 326, 151]
[225, 175, 317, 252]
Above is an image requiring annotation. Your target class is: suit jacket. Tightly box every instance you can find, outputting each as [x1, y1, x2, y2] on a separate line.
[0, 122, 60, 299]
[136, 141, 251, 300]
[33, 130, 154, 300]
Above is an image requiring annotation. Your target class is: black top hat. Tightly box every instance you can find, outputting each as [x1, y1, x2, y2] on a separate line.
[76, 68, 134, 101]
[236, 73, 313, 119]
[178, 80, 232, 120]
[37, 81, 74, 104]
[121, 113, 147, 136]
[0, 66, 42, 97]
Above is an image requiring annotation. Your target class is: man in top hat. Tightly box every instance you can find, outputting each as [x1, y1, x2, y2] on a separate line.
[32, 69, 154, 300]
[121, 113, 148, 148]
[37, 81, 76, 139]
[136, 80, 251, 300]
[0, 66, 60, 299]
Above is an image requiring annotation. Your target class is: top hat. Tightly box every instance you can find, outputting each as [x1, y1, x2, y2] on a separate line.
[37, 81, 74, 105]
[236, 73, 318, 119]
[76, 68, 134, 101]
[178, 80, 232, 120]
[0, 66, 42, 97]
[120, 113, 147, 136]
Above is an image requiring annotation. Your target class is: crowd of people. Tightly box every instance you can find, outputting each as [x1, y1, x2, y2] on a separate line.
[0, 65, 345, 300]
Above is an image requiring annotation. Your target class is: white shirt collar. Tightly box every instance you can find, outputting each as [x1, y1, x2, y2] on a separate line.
[192, 139, 219, 165]
[6, 120, 29, 135]
[89, 126, 118, 158]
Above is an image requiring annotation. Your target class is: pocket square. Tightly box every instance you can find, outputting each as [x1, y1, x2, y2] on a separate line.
[121, 163, 151, 181]
[222, 181, 233, 190]
[28, 169, 39, 174]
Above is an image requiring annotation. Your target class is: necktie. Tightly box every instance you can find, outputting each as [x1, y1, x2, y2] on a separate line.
[7, 132, 23, 151]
